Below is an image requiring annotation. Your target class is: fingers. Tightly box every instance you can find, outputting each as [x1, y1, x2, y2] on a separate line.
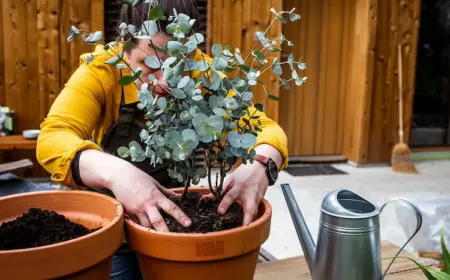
[153, 180, 179, 197]
[218, 187, 239, 215]
[158, 198, 192, 227]
[136, 213, 151, 228]
[146, 206, 169, 232]
[242, 200, 258, 226]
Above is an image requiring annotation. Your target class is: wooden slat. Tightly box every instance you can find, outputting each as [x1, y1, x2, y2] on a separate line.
[343, 0, 377, 163]
[314, 0, 330, 155]
[0, 159, 33, 174]
[300, 0, 321, 155]
[27, 0, 39, 129]
[336, 0, 355, 153]
[293, 0, 307, 156]
[322, 0, 345, 154]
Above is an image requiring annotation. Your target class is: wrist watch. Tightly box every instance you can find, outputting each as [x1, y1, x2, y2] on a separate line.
[254, 154, 279, 186]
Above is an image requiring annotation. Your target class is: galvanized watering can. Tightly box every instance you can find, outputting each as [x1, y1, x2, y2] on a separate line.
[280, 184, 423, 280]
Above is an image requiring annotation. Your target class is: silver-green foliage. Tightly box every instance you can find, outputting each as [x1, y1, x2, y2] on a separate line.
[68, 3, 306, 197]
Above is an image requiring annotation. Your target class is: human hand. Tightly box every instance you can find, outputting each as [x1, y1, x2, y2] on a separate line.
[108, 162, 192, 232]
[203, 161, 269, 226]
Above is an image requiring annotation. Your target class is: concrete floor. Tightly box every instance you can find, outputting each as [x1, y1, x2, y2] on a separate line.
[260, 160, 450, 260]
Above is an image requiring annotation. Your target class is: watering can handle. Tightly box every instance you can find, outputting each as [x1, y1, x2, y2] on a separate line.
[380, 198, 423, 280]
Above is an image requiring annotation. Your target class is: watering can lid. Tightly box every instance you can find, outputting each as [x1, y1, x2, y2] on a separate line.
[321, 189, 380, 219]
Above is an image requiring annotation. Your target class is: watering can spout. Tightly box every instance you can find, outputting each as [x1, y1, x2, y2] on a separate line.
[281, 184, 316, 274]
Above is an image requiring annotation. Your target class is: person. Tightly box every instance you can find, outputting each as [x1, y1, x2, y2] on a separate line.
[36, 0, 288, 278]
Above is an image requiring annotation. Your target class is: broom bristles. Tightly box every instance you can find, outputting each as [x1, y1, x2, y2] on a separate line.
[391, 143, 418, 174]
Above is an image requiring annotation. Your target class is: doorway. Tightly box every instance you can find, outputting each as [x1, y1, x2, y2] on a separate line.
[411, 0, 450, 147]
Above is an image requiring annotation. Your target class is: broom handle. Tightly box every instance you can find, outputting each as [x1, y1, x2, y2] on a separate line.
[397, 44, 404, 143]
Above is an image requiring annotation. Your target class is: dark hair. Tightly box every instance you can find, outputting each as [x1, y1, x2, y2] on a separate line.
[118, 0, 200, 52]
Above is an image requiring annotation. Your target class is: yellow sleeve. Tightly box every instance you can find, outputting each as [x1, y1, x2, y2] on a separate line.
[239, 107, 289, 170]
[192, 49, 289, 170]
[36, 62, 106, 188]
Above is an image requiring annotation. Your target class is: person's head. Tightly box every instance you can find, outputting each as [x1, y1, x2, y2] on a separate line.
[118, 0, 200, 94]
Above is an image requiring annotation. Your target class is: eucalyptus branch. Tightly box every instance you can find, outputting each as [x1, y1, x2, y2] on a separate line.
[108, 48, 145, 84]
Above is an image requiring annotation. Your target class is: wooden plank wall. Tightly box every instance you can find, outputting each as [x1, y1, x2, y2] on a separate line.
[279, 0, 355, 157]
[208, 0, 282, 121]
[344, 0, 421, 164]
[0, 0, 103, 176]
[365, 0, 421, 163]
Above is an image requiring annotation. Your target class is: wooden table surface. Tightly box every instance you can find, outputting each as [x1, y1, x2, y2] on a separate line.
[254, 241, 433, 279]
[0, 135, 37, 150]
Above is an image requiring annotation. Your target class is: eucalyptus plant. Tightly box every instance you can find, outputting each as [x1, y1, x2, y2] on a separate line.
[68, 1, 306, 199]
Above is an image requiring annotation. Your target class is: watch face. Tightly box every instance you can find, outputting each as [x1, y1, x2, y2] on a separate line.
[268, 159, 278, 181]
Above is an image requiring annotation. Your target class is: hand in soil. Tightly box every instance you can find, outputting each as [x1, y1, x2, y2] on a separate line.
[160, 192, 244, 233]
[202, 161, 269, 226]
[109, 164, 192, 232]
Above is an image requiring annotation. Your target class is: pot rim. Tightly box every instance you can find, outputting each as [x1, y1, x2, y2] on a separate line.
[0, 190, 124, 254]
[125, 186, 272, 238]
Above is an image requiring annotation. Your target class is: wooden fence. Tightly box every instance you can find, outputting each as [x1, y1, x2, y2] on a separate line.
[0, 0, 103, 176]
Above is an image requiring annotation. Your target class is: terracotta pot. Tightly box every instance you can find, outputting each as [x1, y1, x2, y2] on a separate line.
[125, 186, 272, 280]
[0, 190, 124, 280]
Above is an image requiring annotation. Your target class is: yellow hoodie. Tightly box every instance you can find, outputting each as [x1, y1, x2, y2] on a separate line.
[36, 44, 288, 188]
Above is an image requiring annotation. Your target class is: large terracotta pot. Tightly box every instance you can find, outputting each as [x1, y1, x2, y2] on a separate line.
[125, 186, 272, 280]
[0, 190, 124, 280]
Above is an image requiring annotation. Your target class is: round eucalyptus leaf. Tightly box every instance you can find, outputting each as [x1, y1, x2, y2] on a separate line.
[228, 131, 241, 148]
[172, 88, 187, 99]
[117, 146, 130, 158]
[241, 133, 257, 148]
[196, 167, 207, 178]
[199, 134, 213, 143]
[192, 95, 203, 102]
[213, 57, 228, 71]
[192, 176, 200, 185]
[209, 95, 218, 108]
[130, 146, 140, 158]
[229, 122, 238, 130]
[163, 57, 177, 68]
[105, 56, 120, 65]
[212, 44, 223, 57]
[137, 103, 146, 110]
[129, 141, 142, 151]
[167, 41, 183, 51]
[241, 92, 253, 101]
[192, 113, 208, 129]
[145, 56, 161, 69]
[141, 20, 158, 36]
[180, 111, 191, 121]
[185, 40, 197, 53]
[190, 33, 205, 44]
[133, 153, 146, 162]
[197, 61, 210, 72]
[213, 108, 227, 116]
[182, 129, 197, 142]
[177, 76, 191, 89]
[140, 129, 149, 140]
[157, 97, 167, 109]
[231, 147, 243, 157]
[208, 115, 224, 131]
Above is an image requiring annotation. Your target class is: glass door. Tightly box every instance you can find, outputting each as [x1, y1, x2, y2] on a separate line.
[411, 0, 450, 147]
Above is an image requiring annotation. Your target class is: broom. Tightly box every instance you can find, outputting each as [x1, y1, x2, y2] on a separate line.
[391, 44, 418, 174]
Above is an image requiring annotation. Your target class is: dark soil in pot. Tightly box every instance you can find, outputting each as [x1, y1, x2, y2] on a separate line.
[0, 208, 98, 250]
[161, 192, 244, 233]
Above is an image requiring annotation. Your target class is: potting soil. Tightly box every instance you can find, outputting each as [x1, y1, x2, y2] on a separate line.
[161, 192, 244, 233]
[0, 208, 98, 250]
